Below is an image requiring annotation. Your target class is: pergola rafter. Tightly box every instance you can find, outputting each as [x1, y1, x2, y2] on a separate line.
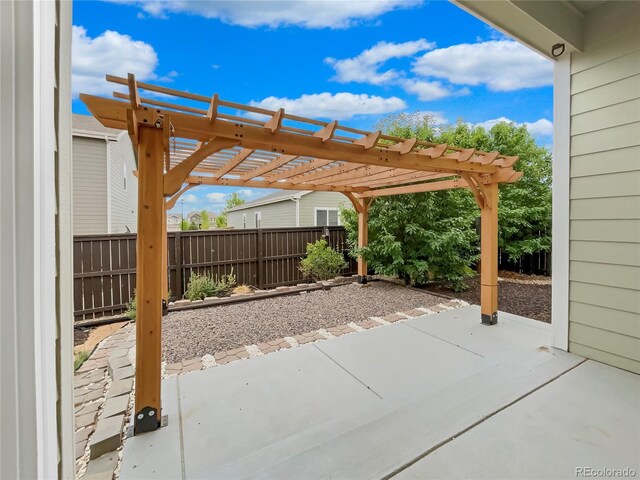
[81, 73, 522, 436]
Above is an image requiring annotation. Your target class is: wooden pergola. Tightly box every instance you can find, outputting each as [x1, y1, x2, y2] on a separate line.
[81, 74, 522, 434]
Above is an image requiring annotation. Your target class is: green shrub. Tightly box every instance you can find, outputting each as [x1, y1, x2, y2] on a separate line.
[125, 293, 137, 320]
[300, 239, 347, 281]
[74, 350, 90, 371]
[184, 269, 236, 300]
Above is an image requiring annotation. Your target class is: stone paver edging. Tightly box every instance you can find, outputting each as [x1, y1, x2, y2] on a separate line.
[74, 324, 136, 479]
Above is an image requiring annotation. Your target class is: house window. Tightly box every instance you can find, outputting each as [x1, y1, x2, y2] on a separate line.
[315, 208, 339, 227]
[254, 211, 261, 228]
[242, 214, 246, 229]
[123, 162, 127, 190]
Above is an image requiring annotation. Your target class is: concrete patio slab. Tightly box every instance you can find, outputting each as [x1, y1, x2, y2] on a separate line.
[395, 360, 640, 479]
[119, 306, 637, 479]
[119, 377, 182, 479]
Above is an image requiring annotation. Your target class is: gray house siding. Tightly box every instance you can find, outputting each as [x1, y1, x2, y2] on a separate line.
[299, 192, 348, 226]
[568, 1, 640, 373]
[108, 134, 138, 233]
[228, 201, 296, 229]
[72, 137, 108, 234]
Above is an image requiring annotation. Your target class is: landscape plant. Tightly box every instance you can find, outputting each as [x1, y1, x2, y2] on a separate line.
[200, 210, 210, 230]
[184, 269, 236, 300]
[74, 350, 90, 371]
[342, 113, 552, 289]
[215, 192, 245, 229]
[300, 239, 347, 281]
[125, 293, 136, 320]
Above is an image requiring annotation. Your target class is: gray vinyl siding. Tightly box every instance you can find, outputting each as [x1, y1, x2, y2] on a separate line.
[108, 134, 138, 233]
[227, 200, 296, 229]
[72, 137, 108, 234]
[568, 1, 640, 373]
[299, 192, 348, 226]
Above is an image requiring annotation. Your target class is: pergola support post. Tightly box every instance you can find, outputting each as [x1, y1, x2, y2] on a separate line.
[134, 126, 164, 434]
[480, 183, 499, 325]
[357, 198, 370, 285]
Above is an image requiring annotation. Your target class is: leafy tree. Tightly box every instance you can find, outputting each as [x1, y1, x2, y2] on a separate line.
[226, 192, 245, 209]
[215, 215, 228, 228]
[188, 220, 199, 230]
[200, 210, 210, 230]
[216, 191, 246, 228]
[342, 113, 551, 288]
[180, 219, 189, 231]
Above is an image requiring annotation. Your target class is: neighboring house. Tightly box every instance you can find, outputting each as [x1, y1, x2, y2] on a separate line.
[167, 213, 182, 232]
[457, 0, 640, 373]
[186, 210, 216, 228]
[72, 114, 137, 234]
[226, 191, 347, 229]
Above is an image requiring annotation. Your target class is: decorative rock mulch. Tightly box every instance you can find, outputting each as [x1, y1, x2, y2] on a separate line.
[162, 299, 468, 378]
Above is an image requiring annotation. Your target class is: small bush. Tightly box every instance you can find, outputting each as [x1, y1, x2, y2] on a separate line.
[184, 269, 236, 300]
[300, 239, 347, 281]
[232, 284, 252, 295]
[74, 350, 90, 371]
[125, 293, 136, 320]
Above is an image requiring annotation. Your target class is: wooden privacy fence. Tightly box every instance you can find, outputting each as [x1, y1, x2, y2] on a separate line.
[74, 227, 356, 321]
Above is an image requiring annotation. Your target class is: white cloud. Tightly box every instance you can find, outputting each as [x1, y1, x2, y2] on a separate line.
[205, 192, 227, 202]
[236, 189, 256, 198]
[325, 39, 434, 85]
[412, 40, 552, 91]
[471, 117, 553, 137]
[249, 92, 406, 121]
[401, 79, 469, 101]
[125, 0, 422, 28]
[72, 25, 159, 96]
[182, 193, 199, 204]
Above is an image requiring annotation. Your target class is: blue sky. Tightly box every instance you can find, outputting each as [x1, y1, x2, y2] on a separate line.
[72, 0, 553, 214]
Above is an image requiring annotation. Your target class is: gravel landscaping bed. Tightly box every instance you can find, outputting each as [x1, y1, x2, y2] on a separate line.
[162, 281, 443, 363]
[421, 274, 551, 323]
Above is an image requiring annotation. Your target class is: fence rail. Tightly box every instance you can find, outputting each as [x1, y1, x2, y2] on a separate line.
[74, 227, 356, 321]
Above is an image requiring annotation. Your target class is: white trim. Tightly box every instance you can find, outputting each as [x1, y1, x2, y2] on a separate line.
[106, 141, 112, 234]
[254, 211, 262, 228]
[227, 190, 311, 212]
[552, 56, 571, 351]
[294, 198, 300, 227]
[314, 207, 340, 227]
[0, 1, 63, 477]
[72, 128, 119, 141]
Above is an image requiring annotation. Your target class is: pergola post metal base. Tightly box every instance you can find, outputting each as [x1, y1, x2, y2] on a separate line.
[80, 73, 523, 434]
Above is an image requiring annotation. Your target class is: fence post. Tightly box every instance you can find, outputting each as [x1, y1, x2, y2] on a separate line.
[175, 231, 183, 299]
[256, 228, 264, 288]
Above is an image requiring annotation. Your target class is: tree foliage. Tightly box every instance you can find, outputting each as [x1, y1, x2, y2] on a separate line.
[215, 192, 246, 228]
[180, 218, 189, 231]
[342, 113, 552, 288]
[200, 210, 210, 230]
[299, 239, 347, 281]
